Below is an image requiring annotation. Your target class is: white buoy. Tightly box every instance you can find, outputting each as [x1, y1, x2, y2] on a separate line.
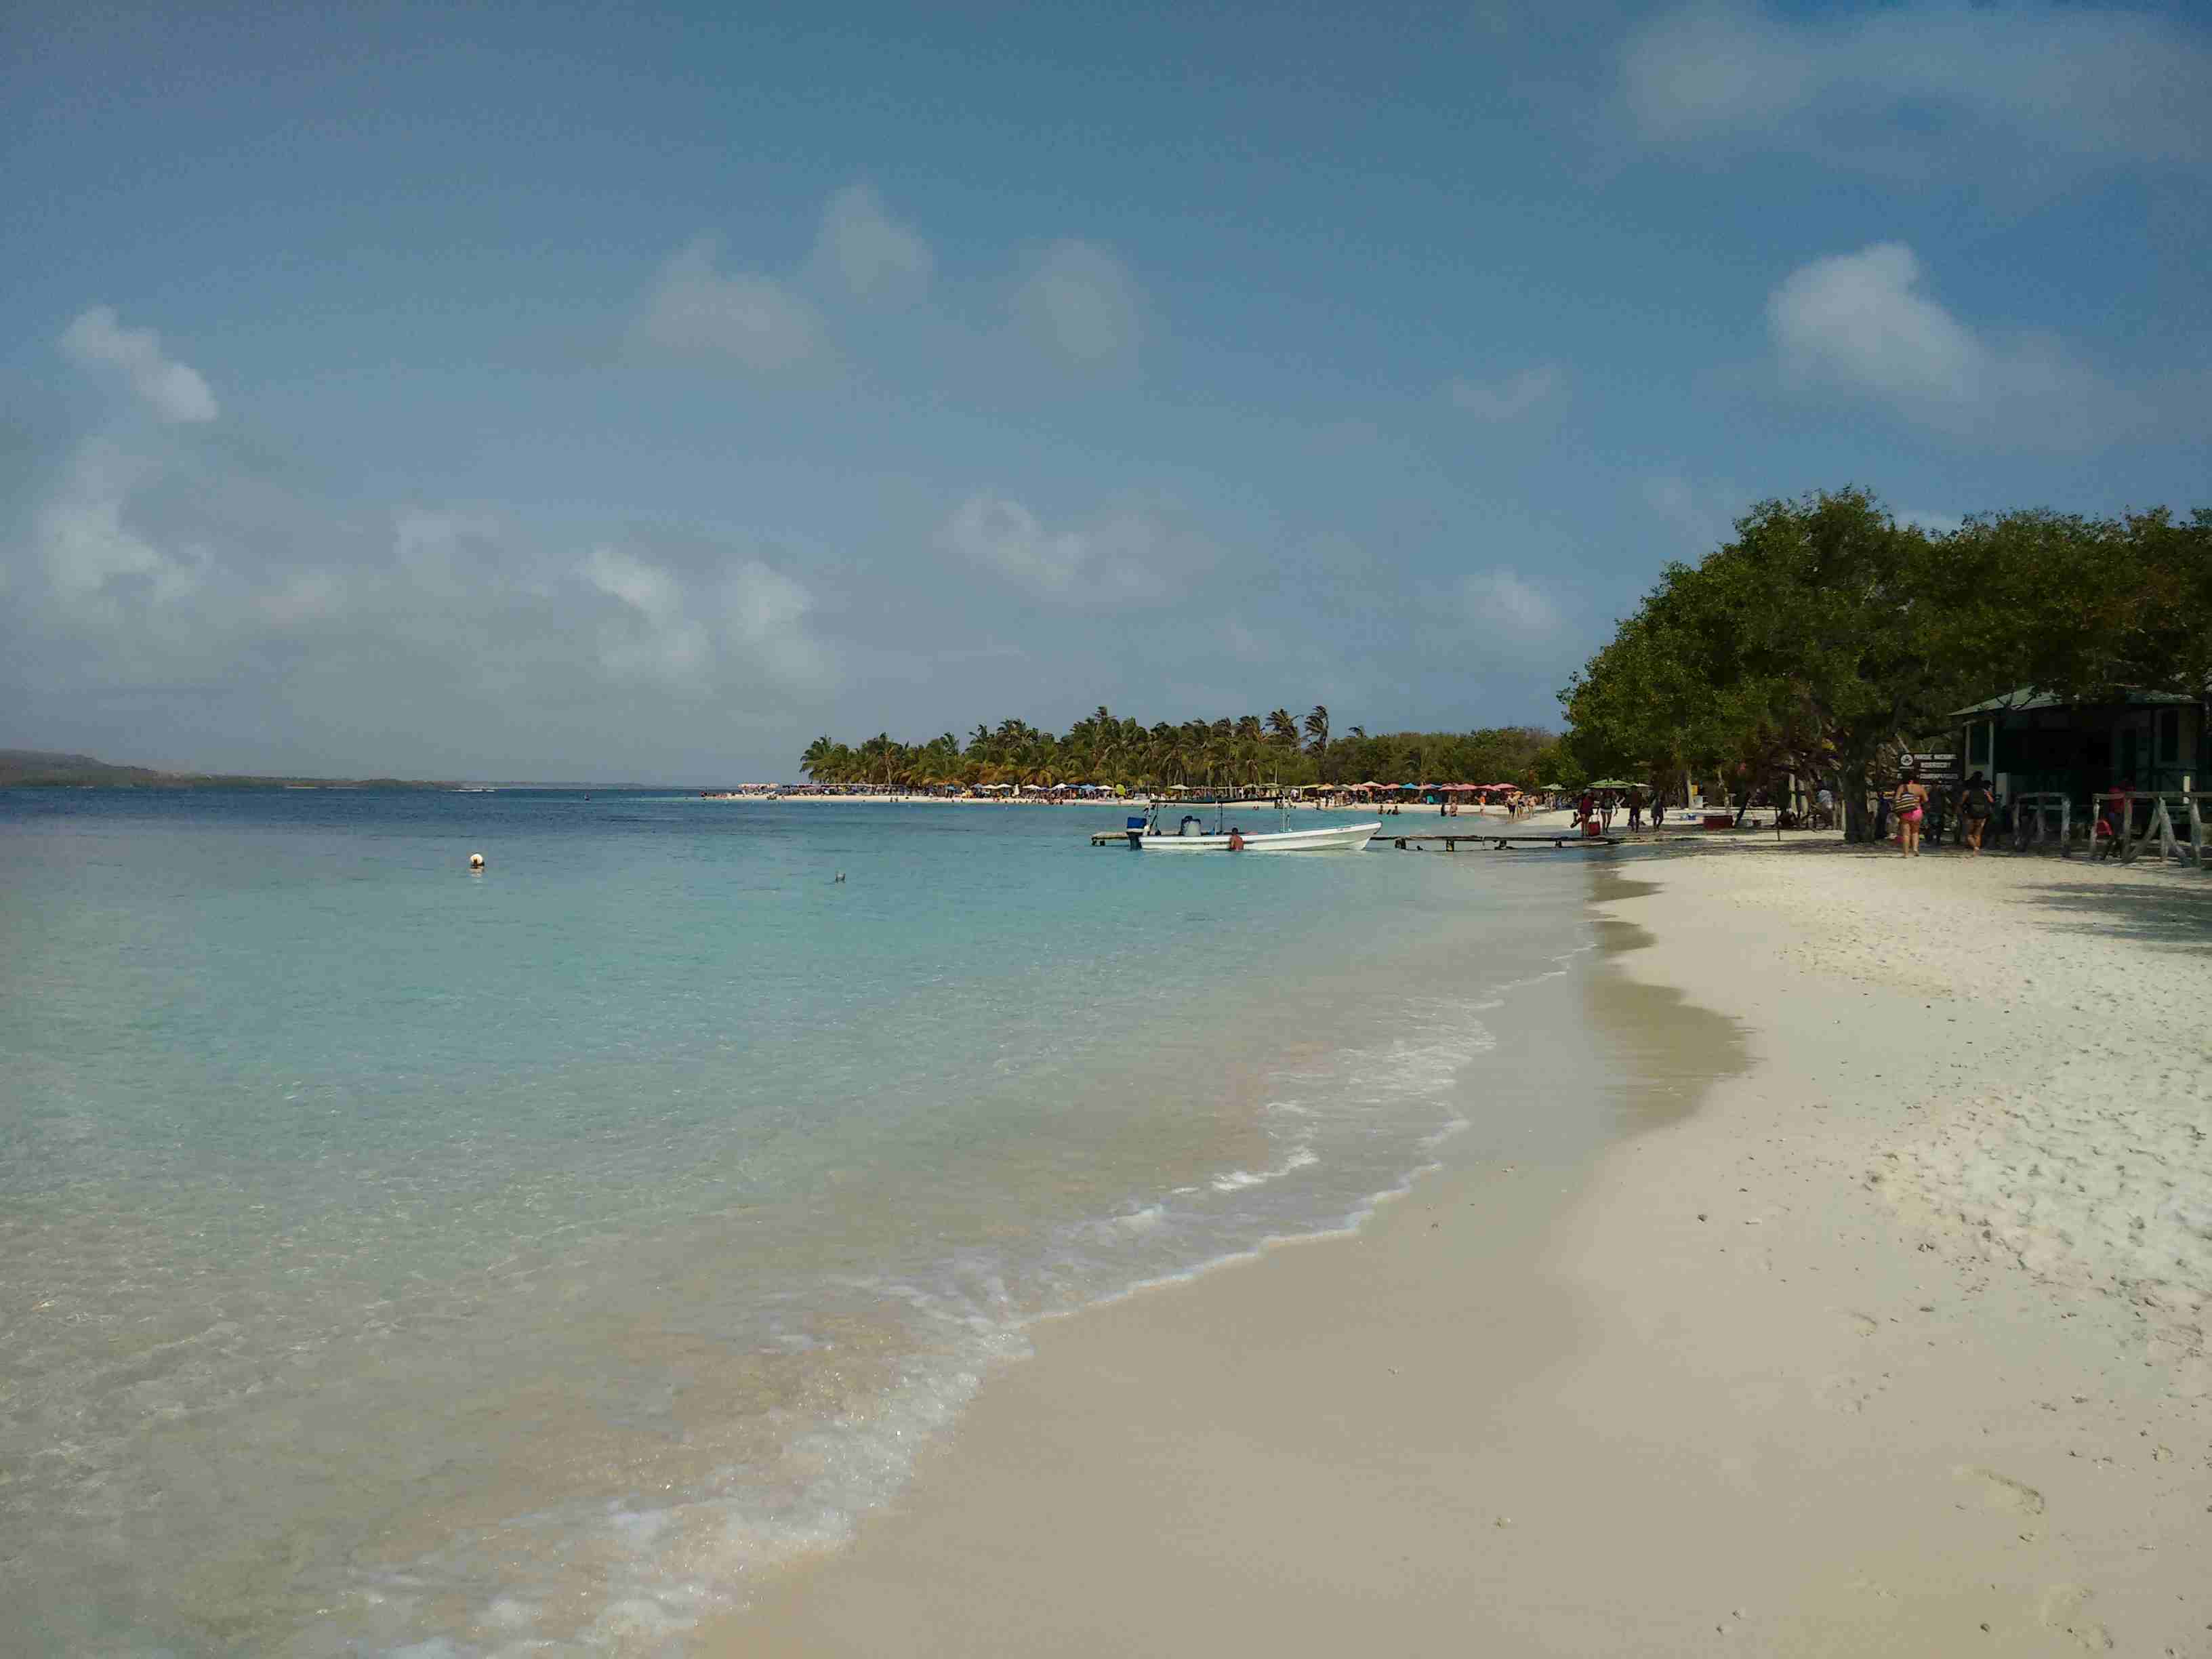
[468, 852, 486, 869]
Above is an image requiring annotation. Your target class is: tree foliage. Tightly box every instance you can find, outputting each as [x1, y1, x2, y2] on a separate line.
[1560, 490, 2211, 840]
[798, 711, 1570, 793]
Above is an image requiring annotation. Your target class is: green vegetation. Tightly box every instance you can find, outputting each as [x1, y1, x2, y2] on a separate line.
[0, 750, 447, 790]
[800, 710, 1569, 793]
[1558, 489, 2211, 840]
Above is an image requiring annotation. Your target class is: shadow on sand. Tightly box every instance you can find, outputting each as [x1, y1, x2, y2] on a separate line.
[2007, 875, 2212, 954]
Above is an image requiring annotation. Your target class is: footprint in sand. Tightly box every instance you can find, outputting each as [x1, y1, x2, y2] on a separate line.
[2037, 1584, 2113, 1652]
[1845, 1310, 1880, 1336]
[1955, 1466, 2046, 1517]
[1816, 1370, 1892, 1415]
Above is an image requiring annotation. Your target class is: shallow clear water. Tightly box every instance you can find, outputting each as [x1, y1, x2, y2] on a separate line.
[1, 791, 1603, 1655]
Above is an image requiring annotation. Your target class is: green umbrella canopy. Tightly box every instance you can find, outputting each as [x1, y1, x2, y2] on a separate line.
[1588, 779, 1640, 790]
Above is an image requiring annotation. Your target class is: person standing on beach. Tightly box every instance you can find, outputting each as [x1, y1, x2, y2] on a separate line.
[1891, 768, 1929, 856]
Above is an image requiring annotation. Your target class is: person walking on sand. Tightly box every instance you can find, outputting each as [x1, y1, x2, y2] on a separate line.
[1891, 767, 1929, 856]
[1958, 772, 1995, 854]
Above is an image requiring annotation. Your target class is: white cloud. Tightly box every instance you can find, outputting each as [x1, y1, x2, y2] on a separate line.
[582, 546, 710, 690]
[1766, 242, 2109, 439]
[255, 570, 348, 627]
[636, 237, 823, 369]
[395, 510, 504, 600]
[1012, 241, 1143, 365]
[1642, 475, 1740, 552]
[939, 493, 1174, 605]
[1897, 508, 1962, 537]
[37, 441, 205, 617]
[724, 558, 832, 690]
[1223, 617, 1273, 663]
[1448, 364, 1563, 422]
[813, 184, 933, 302]
[60, 306, 219, 423]
[1621, 1, 2211, 171]
[1460, 567, 1561, 634]
[580, 546, 835, 695]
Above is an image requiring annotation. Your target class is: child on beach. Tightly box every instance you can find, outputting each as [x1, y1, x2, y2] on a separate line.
[2094, 779, 2132, 857]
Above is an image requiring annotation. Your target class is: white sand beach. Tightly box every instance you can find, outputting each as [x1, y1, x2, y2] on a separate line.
[718, 838, 2211, 1656]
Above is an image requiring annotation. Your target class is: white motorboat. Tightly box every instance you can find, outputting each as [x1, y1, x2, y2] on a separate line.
[1125, 798, 1378, 852]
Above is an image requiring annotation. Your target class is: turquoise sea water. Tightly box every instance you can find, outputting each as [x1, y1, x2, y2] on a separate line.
[1, 791, 1605, 1655]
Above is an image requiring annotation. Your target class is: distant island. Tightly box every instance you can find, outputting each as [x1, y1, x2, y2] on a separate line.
[0, 750, 454, 791]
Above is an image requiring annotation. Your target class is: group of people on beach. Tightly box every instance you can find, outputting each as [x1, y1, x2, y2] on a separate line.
[1881, 769, 1999, 855]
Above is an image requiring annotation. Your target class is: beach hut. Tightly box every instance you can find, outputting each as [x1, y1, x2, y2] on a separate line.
[1952, 688, 2203, 806]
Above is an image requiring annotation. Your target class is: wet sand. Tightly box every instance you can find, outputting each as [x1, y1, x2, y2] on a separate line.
[711, 846, 2211, 1656]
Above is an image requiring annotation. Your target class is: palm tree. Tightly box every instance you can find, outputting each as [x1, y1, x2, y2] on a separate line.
[1265, 708, 1299, 747]
[1304, 705, 1330, 756]
[800, 735, 836, 781]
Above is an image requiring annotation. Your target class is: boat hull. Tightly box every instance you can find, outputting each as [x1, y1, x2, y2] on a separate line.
[1134, 820, 1379, 852]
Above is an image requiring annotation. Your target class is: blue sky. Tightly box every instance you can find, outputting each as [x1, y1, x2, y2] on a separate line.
[4, 1, 2207, 781]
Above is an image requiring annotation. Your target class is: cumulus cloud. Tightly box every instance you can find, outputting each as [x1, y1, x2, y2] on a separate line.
[1448, 364, 1563, 422]
[938, 493, 1177, 605]
[60, 306, 219, 422]
[1897, 508, 1963, 537]
[1642, 475, 1741, 552]
[581, 546, 831, 694]
[583, 546, 712, 690]
[813, 184, 933, 302]
[37, 440, 205, 617]
[9, 413, 840, 775]
[1460, 567, 1561, 634]
[1012, 241, 1143, 365]
[1767, 243, 2112, 441]
[1621, 1, 2211, 172]
[636, 237, 823, 369]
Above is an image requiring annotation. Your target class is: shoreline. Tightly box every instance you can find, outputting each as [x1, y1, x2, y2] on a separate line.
[712, 842, 2211, 1655]
[697, 792, 1536, 815]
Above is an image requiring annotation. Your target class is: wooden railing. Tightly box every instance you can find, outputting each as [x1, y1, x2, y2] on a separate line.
[2011, 792, 2072, 853]
[2087, 792, 2211, 869]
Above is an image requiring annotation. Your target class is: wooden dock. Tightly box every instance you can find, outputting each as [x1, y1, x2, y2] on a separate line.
[1091, 828, 1621, 849]
[1376, 832, 1620, 851]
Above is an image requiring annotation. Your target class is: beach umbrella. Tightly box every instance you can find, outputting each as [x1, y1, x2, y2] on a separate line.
[1589, 779, 1639, 790]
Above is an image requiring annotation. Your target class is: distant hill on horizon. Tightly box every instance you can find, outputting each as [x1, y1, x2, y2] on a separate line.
[0, 749, 451, 790]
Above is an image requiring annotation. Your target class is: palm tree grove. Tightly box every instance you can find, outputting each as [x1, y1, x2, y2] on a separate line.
[798, 709, 1570, 793]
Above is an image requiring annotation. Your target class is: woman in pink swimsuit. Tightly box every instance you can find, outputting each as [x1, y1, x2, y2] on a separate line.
[1892, 768, 1929, 857]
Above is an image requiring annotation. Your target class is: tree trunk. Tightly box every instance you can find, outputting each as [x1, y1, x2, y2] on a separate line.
[1839, 761, 1873, 842]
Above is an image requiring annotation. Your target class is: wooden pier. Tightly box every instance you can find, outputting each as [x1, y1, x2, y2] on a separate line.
[1093, 828, 1622, 849]
[1376, 832, 1620, 851]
